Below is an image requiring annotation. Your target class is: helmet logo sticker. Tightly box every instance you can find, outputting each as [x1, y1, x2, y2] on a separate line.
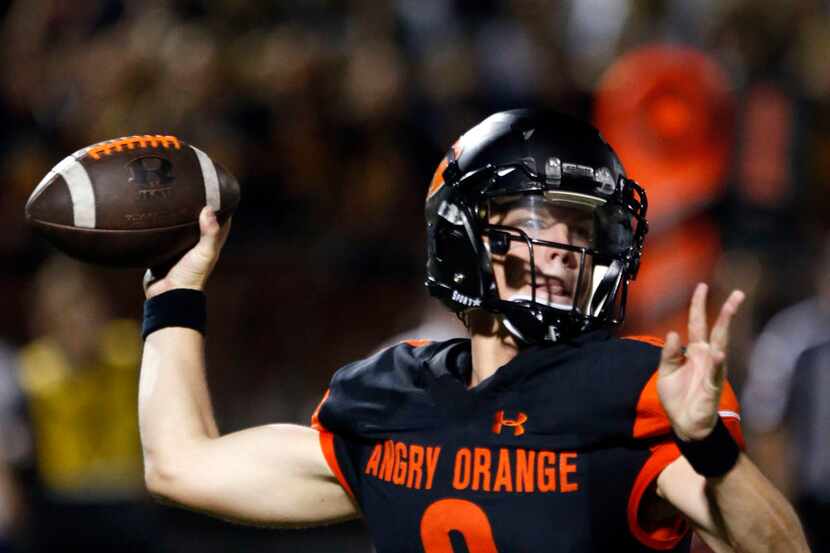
[427, 157, 449, 198]
[452, 290, 482, 307]
[427, 137, 465, 199]
[547, 326, 560, 342]
[594, 167, 616, 195]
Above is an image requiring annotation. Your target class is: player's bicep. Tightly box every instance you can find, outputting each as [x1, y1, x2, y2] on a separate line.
[146, 423, 359, 527]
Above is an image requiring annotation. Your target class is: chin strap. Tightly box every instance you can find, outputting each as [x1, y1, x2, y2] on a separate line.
[496, 298, 578, 345]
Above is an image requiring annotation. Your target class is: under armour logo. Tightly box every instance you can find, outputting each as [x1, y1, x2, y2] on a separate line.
[492, 410, 528, 436]
[128, 156, 174, 188]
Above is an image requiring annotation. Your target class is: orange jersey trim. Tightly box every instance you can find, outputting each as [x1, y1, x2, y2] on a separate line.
[318, 430, 355, 500]
[721, 412, 745, 450]
[627, 442, 689, 550]
[310, 389, 329, 431]
[403, 339, 433, 348]
[622, 335, 666, 348]
[633, 371, 670, 440]
[310, 389, 355, 500]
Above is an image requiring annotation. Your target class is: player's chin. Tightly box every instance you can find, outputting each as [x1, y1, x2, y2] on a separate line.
[539, 294, 576, 309]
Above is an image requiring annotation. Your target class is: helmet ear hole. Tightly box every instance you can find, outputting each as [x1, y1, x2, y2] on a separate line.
[431, 225, 481, 296]
[434, 227, 469, 263]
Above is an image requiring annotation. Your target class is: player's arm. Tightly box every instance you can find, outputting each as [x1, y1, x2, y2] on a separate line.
[654, 284, 808, 552]
[656, 453, 805, 553]
[139, 207, 358, 527]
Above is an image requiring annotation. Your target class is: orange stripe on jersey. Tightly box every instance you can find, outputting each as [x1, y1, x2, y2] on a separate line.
[310, 389, 330, 432]
[404, 339, 433, 348]
[622, 335, 666, 348]
[318, 430, 355, 500]
[627, 442, 689, 550]
[633, 371, 668, 439]
[633, 371, 744, 443]
[309, 389, 355, 500]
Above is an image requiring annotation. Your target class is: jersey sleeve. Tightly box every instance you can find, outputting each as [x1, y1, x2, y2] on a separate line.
[310, 390, 356, 500]
[309, 340, 438, 503]
[631, 368, 745, 446]
[623, 336, 745, 550]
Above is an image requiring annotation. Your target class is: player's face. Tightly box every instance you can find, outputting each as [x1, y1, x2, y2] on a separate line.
[487, 197, 594, 309]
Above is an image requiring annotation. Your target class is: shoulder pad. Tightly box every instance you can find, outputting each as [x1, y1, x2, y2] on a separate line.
[312, 339, 464, 438]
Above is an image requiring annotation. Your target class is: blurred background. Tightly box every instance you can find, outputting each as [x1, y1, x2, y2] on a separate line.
[1, 0, 829, 551]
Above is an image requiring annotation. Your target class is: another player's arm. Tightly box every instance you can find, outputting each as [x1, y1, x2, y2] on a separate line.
[139, 208, 358, 527]
[654, 284, 808, 552]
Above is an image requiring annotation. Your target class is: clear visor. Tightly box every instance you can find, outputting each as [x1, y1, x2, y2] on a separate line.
[488, 194, 596, 245]
[484, 195, 618, 316]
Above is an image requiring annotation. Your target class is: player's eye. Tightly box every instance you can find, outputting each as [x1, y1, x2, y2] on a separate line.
[571, 225, 593, 245]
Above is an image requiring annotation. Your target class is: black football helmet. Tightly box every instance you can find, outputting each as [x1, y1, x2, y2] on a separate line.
[425, 109, 648, 343]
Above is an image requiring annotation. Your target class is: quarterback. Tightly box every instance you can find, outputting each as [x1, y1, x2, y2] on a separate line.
[138, 110, 808, 552]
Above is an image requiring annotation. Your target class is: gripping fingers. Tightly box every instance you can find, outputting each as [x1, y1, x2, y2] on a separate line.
[193, 208, 231, 262]
[143, 207, 232, 297]
[143, 268, 159, 294]
[198, 207, 221, 249]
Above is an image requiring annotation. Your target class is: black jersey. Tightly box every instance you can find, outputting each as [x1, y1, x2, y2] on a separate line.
[312, 331, 743, 553]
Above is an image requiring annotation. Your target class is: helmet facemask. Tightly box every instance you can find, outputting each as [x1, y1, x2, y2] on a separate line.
[477, 192, 632, 343]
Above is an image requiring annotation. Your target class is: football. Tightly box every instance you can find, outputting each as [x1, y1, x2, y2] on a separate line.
[25, 135, 240, 267]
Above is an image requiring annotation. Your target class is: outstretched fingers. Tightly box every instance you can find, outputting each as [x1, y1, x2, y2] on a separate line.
[709, 289, 745, 354]
[687, 283, 709, 343]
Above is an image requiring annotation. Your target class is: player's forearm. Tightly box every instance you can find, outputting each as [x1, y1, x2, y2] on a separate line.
[706, 454, 809, 553]
[139, 327, 220, 480]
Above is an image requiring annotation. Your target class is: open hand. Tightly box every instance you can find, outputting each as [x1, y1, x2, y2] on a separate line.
[143, 207, 231, 299]
[657, 283, 745, 441]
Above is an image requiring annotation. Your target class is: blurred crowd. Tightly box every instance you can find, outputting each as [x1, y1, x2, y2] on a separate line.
[0, 0, 829, 551]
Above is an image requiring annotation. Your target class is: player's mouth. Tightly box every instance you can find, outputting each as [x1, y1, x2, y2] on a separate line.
[510, 274, 575, 310]
[534, 274, 574, 301]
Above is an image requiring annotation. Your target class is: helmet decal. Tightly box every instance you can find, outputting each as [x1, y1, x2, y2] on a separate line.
[427, 138, 464, 200]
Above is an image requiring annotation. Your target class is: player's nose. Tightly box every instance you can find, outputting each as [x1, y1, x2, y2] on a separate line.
[540, 223, 578, 268]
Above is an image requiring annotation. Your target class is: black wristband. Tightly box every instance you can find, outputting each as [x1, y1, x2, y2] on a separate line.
[142, 289, 207, 340]
[674, 417, 740, 477]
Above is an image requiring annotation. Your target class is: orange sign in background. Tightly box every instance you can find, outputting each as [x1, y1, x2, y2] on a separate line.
[595, 44, 735, 335]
